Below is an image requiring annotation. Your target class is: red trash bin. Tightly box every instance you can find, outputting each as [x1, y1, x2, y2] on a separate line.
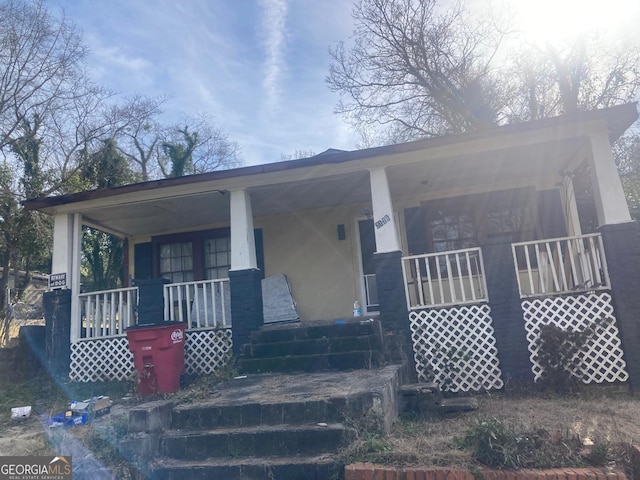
[126, 322, 186, 397]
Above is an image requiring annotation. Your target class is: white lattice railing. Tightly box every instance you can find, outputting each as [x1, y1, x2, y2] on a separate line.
[164, 278, 231, 329]
[512, 233, 610, 298]
[401, 247, 488, 309]
[79, 286, 138, 339]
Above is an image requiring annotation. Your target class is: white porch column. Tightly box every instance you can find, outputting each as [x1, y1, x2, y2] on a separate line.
[563, 176, 583, 237]
[70, 213, 82, 342]
[229, 189, 258, 271]
[588, 133, 632, 226]
[51, 214, 73, 279]
[51, 213, 82, 341]
[369, 167, 400, 253]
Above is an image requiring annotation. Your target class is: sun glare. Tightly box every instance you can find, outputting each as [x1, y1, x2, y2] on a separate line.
[505, 0, 640, 46]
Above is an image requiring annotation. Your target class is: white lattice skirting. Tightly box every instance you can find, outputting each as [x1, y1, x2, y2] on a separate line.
[70, 328, 233, 382]
[409, 304, 504, 392]
[184, 329, 233, 375]
[522, 293, 628, 384]
[70, 337, 133, 382]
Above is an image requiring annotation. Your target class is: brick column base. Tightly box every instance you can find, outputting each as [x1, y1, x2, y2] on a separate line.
[43, 289, 72, 379]
[374, 250, 415, 381]
[373, 251, 408, 332]
[229, 269, 263, 355]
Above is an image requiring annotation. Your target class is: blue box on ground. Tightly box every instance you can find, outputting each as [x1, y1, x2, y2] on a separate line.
[50, 412, 88, 427]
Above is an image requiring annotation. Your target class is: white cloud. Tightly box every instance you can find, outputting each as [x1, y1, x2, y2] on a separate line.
[91, 44, 151, 73]
[259, 0, 289, 112]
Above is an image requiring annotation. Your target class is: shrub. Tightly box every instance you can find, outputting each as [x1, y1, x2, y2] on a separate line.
[535, 317, 609, 394]
[456, 416, 590, 469]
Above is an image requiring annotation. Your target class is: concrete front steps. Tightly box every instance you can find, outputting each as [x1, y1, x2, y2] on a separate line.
[238, 318, 385, 374]
[122, 366, 403, 480]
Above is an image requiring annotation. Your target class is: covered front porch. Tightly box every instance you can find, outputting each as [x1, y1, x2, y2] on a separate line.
[25, 103, 640, 390]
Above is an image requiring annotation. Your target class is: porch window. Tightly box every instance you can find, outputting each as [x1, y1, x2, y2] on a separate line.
[159, 241, 194, 283]
[204, 236, 231, 280]
[431, 213, 477, 252]
[406, 187, 540, 257]
[484, 188, 535, 241]
[487, 208, 529, 236]
[149, 227, 263, 282]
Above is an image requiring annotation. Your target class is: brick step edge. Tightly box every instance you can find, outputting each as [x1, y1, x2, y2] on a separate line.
[344, 464, 626, 480]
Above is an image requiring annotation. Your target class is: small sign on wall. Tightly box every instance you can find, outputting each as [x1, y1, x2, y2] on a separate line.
[49, 272, 67, 289]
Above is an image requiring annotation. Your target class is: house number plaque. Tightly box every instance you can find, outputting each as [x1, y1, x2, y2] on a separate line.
[374, 214, 391, 229]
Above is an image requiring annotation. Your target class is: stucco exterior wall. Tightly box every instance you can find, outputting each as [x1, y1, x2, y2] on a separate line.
[255, 204, 365, 321]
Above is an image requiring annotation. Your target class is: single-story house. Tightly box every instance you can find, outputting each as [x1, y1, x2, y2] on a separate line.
[23, 102, 640, 391]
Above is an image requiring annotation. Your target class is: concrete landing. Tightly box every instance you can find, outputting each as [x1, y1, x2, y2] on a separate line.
[187, 364, 400, 405]
[173, 364, 403, 433]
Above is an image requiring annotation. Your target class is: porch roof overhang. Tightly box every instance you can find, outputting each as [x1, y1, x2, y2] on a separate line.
[23, 103, 638, 238]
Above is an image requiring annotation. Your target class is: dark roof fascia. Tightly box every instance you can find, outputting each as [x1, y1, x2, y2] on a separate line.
[22, 102, 638, 212]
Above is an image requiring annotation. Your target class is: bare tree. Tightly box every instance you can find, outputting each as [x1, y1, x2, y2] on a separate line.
[158, 113, 242, 178]
[327, 0, 511, 142]
[114, 95, 169, 181]
[0, 0, 94, 344]
[280, 149, 316, 161]
[506, 37, 640, 122]
[329, 0, 640, 141]
[0, 0, 88, 148]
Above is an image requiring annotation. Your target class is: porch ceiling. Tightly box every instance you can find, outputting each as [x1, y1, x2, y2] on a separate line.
[77, 136, 586, 238]
[386, 137, 587, 198]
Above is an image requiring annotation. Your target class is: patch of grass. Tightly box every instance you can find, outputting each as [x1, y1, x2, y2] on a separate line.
[0, 373, 65, 423]
[336, 431, 418, 468]
[453, 413, 628, 470]
[0, 373, 133, 425]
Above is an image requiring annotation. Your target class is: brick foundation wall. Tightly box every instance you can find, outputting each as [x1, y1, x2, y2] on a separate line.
[344, 464, 626, 480]
[599, 222, 640, 391]
[481, 237, 532, 385]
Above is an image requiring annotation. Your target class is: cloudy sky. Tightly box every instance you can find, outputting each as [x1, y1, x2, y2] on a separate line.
[45, 0, 640, 167]
[46, 0, 357, 166]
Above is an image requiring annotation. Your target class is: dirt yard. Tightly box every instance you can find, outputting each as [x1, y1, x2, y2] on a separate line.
[2, 380, 639, 477]
[0, 404, 130, 457]
[341, 387, 640, 470]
